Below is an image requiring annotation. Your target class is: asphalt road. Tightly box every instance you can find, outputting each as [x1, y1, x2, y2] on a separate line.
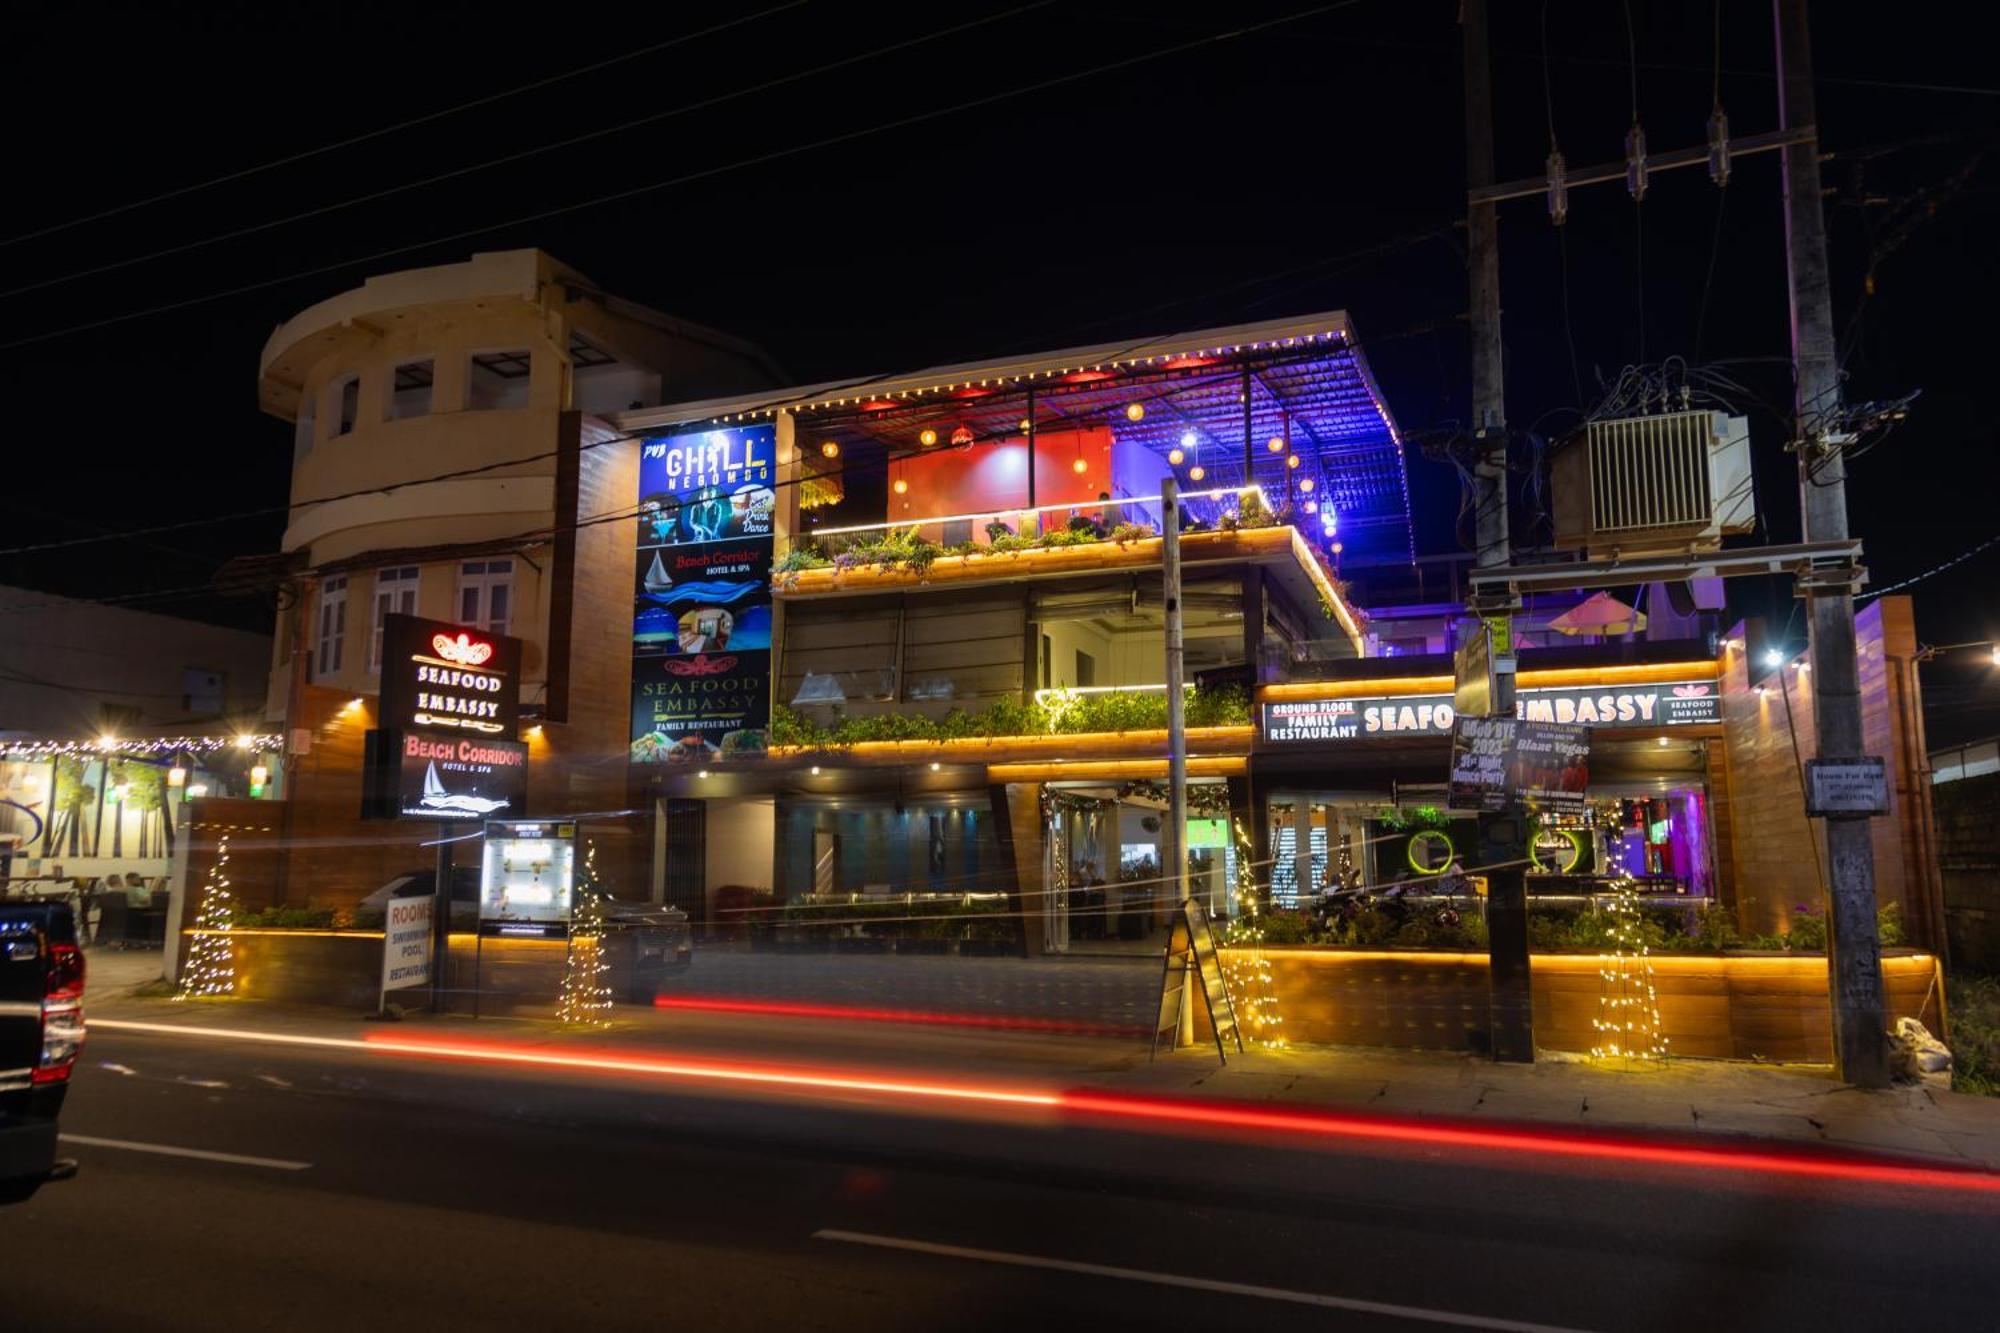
[7, 1025, 1999, 1332]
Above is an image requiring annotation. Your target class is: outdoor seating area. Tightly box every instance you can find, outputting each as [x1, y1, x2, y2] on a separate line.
[0, 874, 170, 949]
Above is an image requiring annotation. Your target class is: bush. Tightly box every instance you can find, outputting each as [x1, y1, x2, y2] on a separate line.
[1786, 904, 1828, 951]
[1948, 972, 2000, 1097]
[230, 905, 338, 929]
[1259, 910, 1312, 945]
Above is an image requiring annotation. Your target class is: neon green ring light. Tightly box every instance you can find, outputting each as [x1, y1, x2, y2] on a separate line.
[1407, 829, 1455, 874]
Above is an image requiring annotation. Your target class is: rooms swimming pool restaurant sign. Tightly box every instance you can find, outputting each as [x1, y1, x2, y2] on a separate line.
[629, 424, 776, 766]
[1262, 679, 1720, 744]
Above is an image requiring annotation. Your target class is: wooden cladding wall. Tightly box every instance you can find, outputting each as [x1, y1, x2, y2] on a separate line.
[1717, 597, 1943, 946]
[781, 590, 1027, 720]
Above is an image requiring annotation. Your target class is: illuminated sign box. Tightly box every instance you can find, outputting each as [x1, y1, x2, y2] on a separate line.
[365, 728, 529, 822]
[1262, 680, 1720, 744]
[479, 819, 576, 939]
[377, 613, 523, 739]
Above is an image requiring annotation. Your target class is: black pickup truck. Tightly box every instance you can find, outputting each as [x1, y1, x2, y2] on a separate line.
[1, 899, 84, 1203]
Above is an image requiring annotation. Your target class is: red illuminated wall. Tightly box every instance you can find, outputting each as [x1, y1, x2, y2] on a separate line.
[886, 428, 1113, 520]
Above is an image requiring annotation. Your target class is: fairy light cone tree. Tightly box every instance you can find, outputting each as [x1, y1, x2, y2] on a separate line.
[1591, 875, 1668, 1066]
[557, 843, 614, 1028]
[1219, 816, 1284, 1048]
[175, 834, 237, 999]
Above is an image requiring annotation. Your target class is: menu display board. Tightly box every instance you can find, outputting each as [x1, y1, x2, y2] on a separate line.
[630, 425, 775, 765]
[478, 819, 576, 938]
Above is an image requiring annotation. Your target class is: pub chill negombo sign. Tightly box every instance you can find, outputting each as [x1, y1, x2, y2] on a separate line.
[1262, 679, 1720, 744]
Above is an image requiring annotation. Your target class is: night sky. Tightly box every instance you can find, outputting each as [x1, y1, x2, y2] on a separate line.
[2, 2, 1992, 738]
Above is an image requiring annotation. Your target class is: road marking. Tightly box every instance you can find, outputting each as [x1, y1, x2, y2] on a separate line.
[59, 1134, 312, 1171]
[812, 1230, 1595, 1333]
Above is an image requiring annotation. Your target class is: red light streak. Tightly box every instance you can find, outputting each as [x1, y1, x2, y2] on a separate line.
[1059, 1090, 2000, 1196]
[650, 994, 1145, 1038]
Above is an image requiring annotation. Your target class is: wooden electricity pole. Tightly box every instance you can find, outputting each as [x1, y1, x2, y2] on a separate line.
[1774, 0, 1889, 1086]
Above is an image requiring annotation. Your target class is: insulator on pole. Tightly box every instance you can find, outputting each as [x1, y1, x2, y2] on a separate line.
[1624, 123, 1649, 201]
[1545, 148, 1569, 225]
[1706, 108, 1732, 187]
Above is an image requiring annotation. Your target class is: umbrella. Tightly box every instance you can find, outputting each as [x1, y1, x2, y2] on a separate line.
[1548, 590, 1646, 638]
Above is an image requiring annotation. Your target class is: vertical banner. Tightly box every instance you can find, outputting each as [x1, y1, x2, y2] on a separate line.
[629, 424, 777, 764]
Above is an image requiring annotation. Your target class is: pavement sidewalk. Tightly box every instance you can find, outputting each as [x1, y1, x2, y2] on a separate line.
[86, 947, 2000, 1176]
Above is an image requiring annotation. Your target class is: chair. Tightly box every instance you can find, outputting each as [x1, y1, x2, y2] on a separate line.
[94, 892, 132, 949]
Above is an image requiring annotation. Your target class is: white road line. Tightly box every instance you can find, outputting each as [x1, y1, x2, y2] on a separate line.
[812, 1230, 1596, 1333]
[59, 1134, 312, 1172]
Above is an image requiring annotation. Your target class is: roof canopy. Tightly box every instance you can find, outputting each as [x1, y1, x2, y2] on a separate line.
[619, 312, 1414, 565]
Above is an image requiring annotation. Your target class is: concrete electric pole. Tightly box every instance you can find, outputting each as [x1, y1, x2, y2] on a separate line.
[1462, 0, 1532, 1063]
[1773, 0, 1890, 1087]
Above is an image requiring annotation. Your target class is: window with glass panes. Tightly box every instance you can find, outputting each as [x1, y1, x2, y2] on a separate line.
[315, 576, 348, 678]
[456, 559, 513, 635]
[369, 567, 421, 672]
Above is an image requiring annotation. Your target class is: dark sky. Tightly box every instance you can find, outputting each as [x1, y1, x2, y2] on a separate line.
[2, 2, 1993, 737]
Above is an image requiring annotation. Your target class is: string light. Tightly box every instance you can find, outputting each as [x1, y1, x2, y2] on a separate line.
[175, 835, 237, 1000]
[1219, 815, 1284, 1048]
[0, 734, 284, 760]
[1590, 874, 1669, 1066]
[557, 842, 615, 1028]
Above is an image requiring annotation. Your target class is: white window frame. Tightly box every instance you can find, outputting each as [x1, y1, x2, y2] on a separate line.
[456, 559, 514, 636]
[369, 567, 421, 673]
[315, 576, 348, 678]
[330, 374, 361, 437]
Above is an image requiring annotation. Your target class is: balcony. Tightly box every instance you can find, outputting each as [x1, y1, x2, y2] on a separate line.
[775, 488, 1365, 654]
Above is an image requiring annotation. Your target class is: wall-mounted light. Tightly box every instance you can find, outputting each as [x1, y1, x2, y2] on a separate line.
[98, 733, 118, 749]
[809, 765, 821, 776]
[697, 769, 710, 779]
[929, 761, 942, 771]
[235, 733, 256, 749]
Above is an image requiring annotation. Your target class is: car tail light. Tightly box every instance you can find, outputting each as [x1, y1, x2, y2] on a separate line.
[33, 940, 85, 1085]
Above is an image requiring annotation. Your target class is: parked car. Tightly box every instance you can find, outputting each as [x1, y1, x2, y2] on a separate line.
[2, 897, 85, 1204]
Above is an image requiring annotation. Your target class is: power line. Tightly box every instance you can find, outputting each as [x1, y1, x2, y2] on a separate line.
[0, 0, 1371, 356]
[1859, 529, 2000, 604]
[0, 3, 812, 252]
[0, 2, 1055, 304]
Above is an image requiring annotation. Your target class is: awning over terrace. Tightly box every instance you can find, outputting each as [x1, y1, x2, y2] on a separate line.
[616, 311, 1414, 567]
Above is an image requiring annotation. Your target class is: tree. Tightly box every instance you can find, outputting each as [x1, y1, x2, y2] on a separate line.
[557, 843, 613, 1027]
[175, 835, 237, 999]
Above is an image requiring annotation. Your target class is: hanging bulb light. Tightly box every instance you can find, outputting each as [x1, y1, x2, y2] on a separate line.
[1304, 500, 1318, 514]
[892, 477, 909, 495]
[1267, 436, 1287, 453]
[820, 440, 840, 459]
[1072, 456, 1088, 474]
[1124, 402, 1145, 422]
[1019, 418, 1032, 434]
[918, 428, 938, 447]
[1299, 476, 1315, 492]
[1188, 464, 1206, 481]
[1167, 447, 1185, 466]
[1286, 453, 1302, 469]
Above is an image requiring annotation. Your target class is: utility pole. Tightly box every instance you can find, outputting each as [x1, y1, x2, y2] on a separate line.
[1462, 0, 1532, 1062]
[1162, 478, 1188, 910]
[1774, 0, 1889, 1086]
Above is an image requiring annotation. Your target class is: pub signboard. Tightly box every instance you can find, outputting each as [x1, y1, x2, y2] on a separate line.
[629, 424, 776, 765]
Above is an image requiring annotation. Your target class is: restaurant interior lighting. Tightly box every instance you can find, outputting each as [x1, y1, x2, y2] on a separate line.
[1267, 437, 1286, 453]
[168, 766, 188, 787]
[1019, 419, 1031, 433]
[1299, 476, 1315, 492]
[1188, 465, 1205, 481]
[820, 440, 840, 459]
[1124, 403, 1145, 422]
[1287, 453, 1302, 469]
[1168, 447, 1185, 466]
[918, 428, 938, 447]
[1072, 456, 1087, 474]
[893, 478, 909, 495]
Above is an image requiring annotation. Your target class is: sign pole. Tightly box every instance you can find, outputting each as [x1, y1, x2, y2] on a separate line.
[1161, 478, 1188, 915]
[431, 821, 451, 1014]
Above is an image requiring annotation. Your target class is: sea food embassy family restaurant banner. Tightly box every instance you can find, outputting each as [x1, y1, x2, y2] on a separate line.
[629, 424, 776, 764]
[1262, 678, 1720, 743]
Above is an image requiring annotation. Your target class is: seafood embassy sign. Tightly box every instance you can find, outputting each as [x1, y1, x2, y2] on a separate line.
[363, 613, 527, 821]
[1261, 680, 1720, 743]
